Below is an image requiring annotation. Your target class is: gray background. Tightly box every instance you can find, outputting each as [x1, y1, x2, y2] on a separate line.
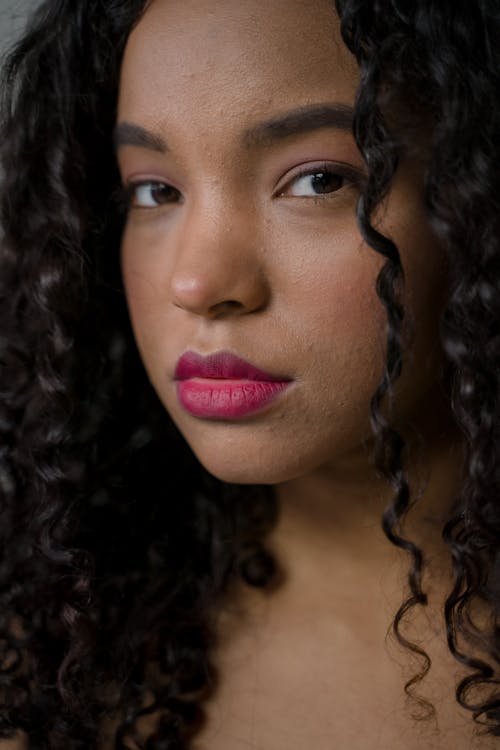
[0, 0, 38, 58]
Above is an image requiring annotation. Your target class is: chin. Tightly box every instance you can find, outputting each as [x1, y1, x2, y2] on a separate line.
[194, 454, 283, 485]
[186, 442, 317, 486]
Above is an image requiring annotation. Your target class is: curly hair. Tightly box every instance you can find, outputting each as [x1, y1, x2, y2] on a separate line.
[0, 0, 499, 747]
[335, 0, 500, 729]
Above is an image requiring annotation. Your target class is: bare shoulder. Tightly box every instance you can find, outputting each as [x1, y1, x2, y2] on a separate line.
[0, 734, 27, 749]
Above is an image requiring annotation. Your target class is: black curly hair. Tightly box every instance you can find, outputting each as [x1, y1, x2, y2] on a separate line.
[0, 0, 499, 747]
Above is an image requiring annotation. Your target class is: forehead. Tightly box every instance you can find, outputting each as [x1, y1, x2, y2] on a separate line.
[118, 0, 359, 134]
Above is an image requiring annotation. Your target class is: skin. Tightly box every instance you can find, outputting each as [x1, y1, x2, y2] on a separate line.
[114, 1, 491, 749]
[118, 0, 447, 487]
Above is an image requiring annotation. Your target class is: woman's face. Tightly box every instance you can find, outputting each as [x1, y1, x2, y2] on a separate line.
[117, 0, 447, 485]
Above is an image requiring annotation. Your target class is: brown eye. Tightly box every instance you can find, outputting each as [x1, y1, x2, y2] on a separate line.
[285, 169, 345, 197]
[130, 181, 182, 208]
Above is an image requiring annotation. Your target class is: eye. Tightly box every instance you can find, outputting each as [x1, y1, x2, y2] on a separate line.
[282, 168, 344, 198]
[298, 171, 343, 196]
[276, 163, 362, 200]
[125, 181, 182, 209]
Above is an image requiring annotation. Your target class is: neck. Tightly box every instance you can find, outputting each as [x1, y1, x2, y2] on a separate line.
[268, 400, 464, 599]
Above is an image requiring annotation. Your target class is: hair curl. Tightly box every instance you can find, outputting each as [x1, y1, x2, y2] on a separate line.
[0, 0, 499, 747]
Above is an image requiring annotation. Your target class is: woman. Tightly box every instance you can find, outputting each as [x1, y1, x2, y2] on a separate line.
[0, 0, 499, 748]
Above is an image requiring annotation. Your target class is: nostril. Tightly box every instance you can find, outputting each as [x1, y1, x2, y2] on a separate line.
[209, 299, 245, 316]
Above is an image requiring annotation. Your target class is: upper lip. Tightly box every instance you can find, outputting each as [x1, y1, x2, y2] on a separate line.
[174, 350, 291, 382]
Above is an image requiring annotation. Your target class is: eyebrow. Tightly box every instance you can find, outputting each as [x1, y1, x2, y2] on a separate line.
[113, 103, 354, 154]
[243, 103, 354, 148]
[113, 122, 168, 153]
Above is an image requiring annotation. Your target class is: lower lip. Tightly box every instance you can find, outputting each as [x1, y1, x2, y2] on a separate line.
[176, 379, 291, 419]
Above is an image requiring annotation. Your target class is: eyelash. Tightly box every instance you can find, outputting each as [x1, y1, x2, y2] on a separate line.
[276, 163, 362, 201]
[117, 182, 181, 211]
[117, 163, 362, 212]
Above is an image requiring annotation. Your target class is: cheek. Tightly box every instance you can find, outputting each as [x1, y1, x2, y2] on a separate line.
[279, 226, 387, 384]
[120, 242, 168, 369]
[273, 225, 389, 445]
[317, 262, 388, 419]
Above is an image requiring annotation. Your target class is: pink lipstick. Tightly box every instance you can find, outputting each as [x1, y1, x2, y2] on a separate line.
[174, 350, 292, 419]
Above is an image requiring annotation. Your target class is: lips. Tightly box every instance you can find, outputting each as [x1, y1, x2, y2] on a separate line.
[174, 350, 288, 382]
[174, 350, 292, 419]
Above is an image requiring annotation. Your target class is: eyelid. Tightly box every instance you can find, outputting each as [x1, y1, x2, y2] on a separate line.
[274, 160, 365, 197]
[120, 178, 182, 210]
[115, 161, 365, 212]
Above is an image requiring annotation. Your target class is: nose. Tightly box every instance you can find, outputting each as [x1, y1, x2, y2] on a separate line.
[170, 199, 270, 319]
